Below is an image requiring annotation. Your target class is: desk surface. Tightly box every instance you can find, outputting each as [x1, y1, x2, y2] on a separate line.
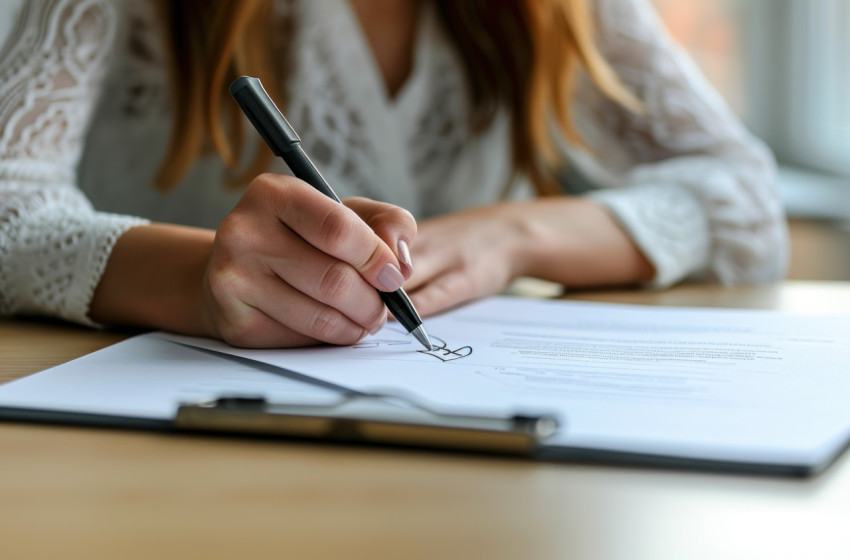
[2, 281, 850, 560]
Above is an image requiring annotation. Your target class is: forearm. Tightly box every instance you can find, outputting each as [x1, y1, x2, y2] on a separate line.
[516, 197, 655, 287]
[88, 224, 214, 334]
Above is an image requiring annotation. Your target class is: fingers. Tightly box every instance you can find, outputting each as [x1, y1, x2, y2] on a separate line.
[265, 230, 387, 331]
[204, 174, 414, 348]
[210, 300, 317, 349]
[247, 272, 375, 345]
[344, 197, 417, 279]
[406, 268, 477, 317]
[262, 176, 409, 292]
[402, 245, 449, 293]
[207, 258, 380, 347]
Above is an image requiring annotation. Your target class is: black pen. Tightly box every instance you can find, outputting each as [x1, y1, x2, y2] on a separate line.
[230, 76, 434, 351]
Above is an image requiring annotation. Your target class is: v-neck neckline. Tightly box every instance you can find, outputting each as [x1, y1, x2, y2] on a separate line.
[336, 0, 431, 112]
[291, 0, 445, 216]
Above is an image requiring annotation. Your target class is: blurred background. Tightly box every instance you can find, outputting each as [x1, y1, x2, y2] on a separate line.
[653, 0, 850, 281]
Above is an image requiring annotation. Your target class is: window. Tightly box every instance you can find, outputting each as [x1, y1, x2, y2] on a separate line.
[776, 0, 850, 175]
[653, 0, 850, 183]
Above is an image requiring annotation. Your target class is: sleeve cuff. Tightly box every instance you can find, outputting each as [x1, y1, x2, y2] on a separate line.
[5, 207, 148, 327]
[70, 213, 150, 327]
[588, 183, 711, 288]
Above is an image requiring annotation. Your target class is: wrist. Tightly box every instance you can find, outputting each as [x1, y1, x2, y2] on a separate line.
[503, 199, 564, 280]
[89, 224, 215, 335]
[485, 201, 542, 281]
[509, 197, 655, 287]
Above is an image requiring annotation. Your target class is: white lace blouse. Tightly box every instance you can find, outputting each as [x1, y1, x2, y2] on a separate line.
[0, 0, 788, 326]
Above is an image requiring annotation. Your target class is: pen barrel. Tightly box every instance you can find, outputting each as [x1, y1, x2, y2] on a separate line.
[230, 77, 342, 203]
[230, 76, 300, 154]
[283, 145, 342, 203]
[380, 290, 421, 332]
[230, 76, 428, 346]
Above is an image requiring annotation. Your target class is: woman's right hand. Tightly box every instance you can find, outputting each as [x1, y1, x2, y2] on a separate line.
[199, 173, 416, 348]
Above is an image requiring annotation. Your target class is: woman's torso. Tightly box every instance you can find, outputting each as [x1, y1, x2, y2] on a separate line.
[77, 0, 534, 229]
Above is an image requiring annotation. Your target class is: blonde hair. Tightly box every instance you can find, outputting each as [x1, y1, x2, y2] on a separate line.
[156, 0, 641, 195]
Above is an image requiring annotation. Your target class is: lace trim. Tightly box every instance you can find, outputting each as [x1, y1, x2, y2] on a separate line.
[590, 183, 710, 287]
[287, 0, 385, 201]
[0, 0, 788, 327]
[114, 0, 169, 119]
[0, 0, 117, 162]
[0, 0, 126, 323]
[0, 158, 75, 183]
[571, 0, 787, 284]
[0, 182, 147, 323]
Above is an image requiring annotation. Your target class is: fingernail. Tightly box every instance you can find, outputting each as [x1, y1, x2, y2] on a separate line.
[377, 263, 405, 292]
[397, 239, 413, 278]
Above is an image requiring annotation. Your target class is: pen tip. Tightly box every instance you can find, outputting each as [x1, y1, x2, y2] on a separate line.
[411, 326, 434, 351]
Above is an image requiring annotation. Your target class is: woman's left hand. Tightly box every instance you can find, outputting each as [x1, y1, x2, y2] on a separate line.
[403, 197, 656, 317]
[402, 202, 534, 316]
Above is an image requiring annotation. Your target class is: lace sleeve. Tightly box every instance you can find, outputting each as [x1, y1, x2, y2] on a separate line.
[0, 0, 147, 325]
[570, 0, 788, 286]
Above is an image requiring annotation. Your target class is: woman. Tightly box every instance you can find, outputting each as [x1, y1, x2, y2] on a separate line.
[0, 0, 787, 347]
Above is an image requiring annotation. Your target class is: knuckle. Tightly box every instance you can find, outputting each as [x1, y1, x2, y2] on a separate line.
[216, 213, 255, 255]
[253, 172, 278, 185]
[317, 261, 358, 304]
[367, 204, 416, 232]
[392, 206, 417, 231]
[245, 173, 299, 212]
[217, 315, 258, 348]
[216, 213, 240, 240]
[318, 206, 356, 254]
[206, 264, 246, 301]
[308, 306, 355, 343]
[247, 172, 283, 193]
[205, 278, 258, 346]
[219, 328, 249, 348]
[243, 173, 278, 202]
[365, 302, 387, 327]
[344, 196, 370, 207]
[359, 243, 386, 273]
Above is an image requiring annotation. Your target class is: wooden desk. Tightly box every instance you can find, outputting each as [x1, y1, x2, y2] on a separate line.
[2, 281, 850, 560]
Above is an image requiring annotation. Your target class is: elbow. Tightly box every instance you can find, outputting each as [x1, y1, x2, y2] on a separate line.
[709, 147, 789, 285]
[711, 210, 790, 285]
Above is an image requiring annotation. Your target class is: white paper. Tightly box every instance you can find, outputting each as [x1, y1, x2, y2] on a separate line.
[0, 334, 339, 419]
[161, 297, 850, 467]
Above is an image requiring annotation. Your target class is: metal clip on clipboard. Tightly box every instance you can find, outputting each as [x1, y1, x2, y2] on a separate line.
[176, 393, 559, 456]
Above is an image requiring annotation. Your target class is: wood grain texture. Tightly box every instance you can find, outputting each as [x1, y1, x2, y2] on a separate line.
[0, 320, 134, 383]
[787, 219, 850, 281]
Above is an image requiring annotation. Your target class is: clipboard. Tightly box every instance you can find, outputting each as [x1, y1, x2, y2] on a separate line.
[1, 330, 847, 477]
[175, 394, 559, 455]
[0, 334, 558, 458]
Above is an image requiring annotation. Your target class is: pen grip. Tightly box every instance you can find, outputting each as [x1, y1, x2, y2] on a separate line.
[230, 76, 427, 340]
[380, 290, 421, 330]
[283, 146, 421, 332]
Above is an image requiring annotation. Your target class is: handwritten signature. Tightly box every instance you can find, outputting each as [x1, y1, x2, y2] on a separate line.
[352, 335, 473, 362]
[417, 337, 472, 362]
